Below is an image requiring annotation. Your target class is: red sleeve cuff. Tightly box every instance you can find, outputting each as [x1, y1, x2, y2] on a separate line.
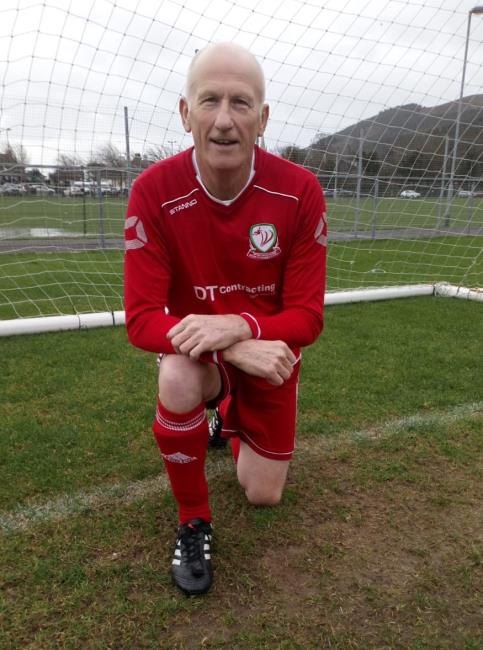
[199, 350, 224, 365]
[240, 312, 261, 339]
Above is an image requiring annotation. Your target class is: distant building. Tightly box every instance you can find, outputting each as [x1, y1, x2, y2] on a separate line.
[0, 152, 25, 184]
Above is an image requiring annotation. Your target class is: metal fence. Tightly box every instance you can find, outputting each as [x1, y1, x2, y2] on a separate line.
[0, 166, 482, 253]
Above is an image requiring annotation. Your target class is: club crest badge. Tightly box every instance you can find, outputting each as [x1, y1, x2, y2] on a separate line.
[248, 223, 281, 259]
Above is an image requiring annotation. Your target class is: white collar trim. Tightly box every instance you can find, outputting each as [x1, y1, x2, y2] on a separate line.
[192, 149, 255, 206]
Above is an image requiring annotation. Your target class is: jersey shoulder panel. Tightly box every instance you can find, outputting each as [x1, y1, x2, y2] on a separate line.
[131, 148, 197, 204]
[255, 147, 321, 200]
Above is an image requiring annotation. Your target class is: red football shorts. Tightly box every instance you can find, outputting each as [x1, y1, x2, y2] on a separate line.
[214, 355, 301, 461]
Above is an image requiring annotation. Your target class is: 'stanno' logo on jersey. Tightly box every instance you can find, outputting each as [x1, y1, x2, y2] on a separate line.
[248, 223, 281, 259]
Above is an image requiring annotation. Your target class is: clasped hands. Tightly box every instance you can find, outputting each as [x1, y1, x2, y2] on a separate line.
[167, 314, 296, 386]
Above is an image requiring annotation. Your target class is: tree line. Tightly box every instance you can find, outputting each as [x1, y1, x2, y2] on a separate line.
[2, 136, 481, 191]
[0, 142, 171, 188]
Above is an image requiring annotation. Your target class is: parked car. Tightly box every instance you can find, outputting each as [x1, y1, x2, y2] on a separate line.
[400, 189, 421, 198]
[63, 181, 116, 196]
[29, 183, 55, 195]
[99, 183, 115, 196]
[0, 183, 27, 195]
[457, 190, 473, 198]
[64, 182, 92, 196]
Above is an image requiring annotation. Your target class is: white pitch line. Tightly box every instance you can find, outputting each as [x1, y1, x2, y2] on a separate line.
[1, 402, 481, 534]
[310, 401, 483, 449]
[0, 458, 230, 534]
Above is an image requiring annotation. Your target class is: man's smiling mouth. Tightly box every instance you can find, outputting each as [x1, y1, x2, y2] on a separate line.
[211, 138, 238, 146]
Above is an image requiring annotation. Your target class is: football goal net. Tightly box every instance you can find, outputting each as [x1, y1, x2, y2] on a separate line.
[0, 0, 482, 334]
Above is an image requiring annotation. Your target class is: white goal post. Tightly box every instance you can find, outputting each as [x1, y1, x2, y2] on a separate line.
[0, 0, 482, 335]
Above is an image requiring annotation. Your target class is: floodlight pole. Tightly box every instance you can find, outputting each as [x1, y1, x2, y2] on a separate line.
[0, 127, 11, 147]
[167, 140, 177, 157]
[446, 6, 483, 225]
[124, 106, 131, 194]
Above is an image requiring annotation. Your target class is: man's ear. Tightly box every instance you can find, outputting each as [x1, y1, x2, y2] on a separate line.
[258, 103, 269, 137]
[179, 96, 191, 132]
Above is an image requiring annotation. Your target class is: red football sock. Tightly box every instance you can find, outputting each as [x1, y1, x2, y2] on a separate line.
[153, 398, 211, 524]
[230, 436, 240, 463]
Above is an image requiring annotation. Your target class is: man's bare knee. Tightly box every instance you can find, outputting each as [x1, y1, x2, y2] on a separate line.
[158, 355, 221, 413]
[245, 486, 283, 507]
[158, 355, 204, 413]
[237, 441, 289, 506]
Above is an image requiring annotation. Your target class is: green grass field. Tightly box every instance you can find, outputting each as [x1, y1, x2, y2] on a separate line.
[0, 250, 124, 319]
[0, 297, 482, 648]
[1, 194, 481, 321]
[0, 195, 481, 238]
[0, 195, 125, 238]
[329, 195, 483, 233]
[1, 235, 482, 320]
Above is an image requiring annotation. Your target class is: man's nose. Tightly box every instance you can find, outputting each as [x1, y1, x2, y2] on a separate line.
[214, 101, 233, 130]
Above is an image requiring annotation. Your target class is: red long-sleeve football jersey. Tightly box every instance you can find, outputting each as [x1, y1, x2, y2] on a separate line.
[124, 145, 327, 355]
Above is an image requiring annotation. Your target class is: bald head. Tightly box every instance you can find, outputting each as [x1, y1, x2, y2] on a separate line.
[178, 41, 269, 200]
[185, 42, 266, 104]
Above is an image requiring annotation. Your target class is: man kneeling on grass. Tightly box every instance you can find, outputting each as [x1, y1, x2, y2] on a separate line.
[124, 42, 327, 596]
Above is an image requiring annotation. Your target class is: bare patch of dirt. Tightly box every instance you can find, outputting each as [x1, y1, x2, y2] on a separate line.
[166, 443, 482, 649]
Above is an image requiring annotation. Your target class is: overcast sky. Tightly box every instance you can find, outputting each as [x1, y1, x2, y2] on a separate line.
[0, 0, 482, 166]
